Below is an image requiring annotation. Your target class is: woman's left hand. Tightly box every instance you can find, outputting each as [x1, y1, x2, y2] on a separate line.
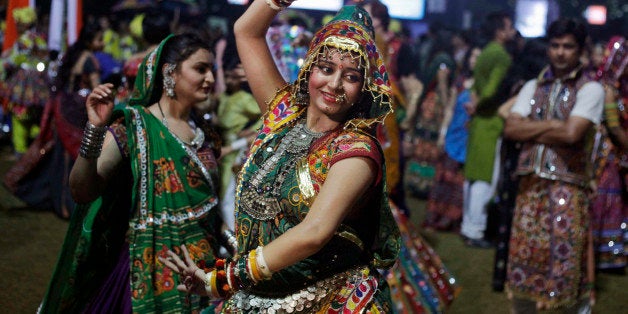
[158, 245, 209, 296]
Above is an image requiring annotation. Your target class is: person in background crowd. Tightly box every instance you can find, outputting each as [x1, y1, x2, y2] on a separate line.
[3, 21, 104, 219]
[122, 9, 171, 98]
[0, 6, 48, 157]
[358, 0, 408, 213]
[40, 33, 229, 313]
[590, 36, 628, 272]
[403, 26, 455, 199]
[461, 11, 516, 248]
[423, 45, 481, 231]
[161, 2, 401, 312]
[216, 49, 261, 231]
[504, 18, 604, 312]
[451, 29, 472, 72]
[490, 38, 548, 291]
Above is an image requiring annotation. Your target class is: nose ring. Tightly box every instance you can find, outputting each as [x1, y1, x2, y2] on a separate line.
[335, 93, 346, 104]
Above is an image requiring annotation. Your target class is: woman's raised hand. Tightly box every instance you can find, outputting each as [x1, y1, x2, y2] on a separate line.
[86, 83, 115, 127]
[158, 245, 209, 296]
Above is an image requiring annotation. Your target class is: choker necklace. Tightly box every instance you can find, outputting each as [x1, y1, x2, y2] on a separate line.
[157, 101, 204, 149]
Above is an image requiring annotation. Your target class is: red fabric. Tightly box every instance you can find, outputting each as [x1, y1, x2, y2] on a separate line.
[2, 0, 31, 52]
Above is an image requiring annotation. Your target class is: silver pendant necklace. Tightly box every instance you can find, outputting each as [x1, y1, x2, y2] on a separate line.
[157, 101, 204, 150]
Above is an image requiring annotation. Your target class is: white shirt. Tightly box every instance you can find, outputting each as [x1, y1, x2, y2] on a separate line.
[511, 79, 604, 125]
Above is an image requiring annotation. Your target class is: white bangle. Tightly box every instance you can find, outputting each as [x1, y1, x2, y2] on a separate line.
[265, 0, 283, 11]
[256, 246, 273, 279]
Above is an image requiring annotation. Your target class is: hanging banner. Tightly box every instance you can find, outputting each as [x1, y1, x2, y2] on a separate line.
[67, 0, 83, 45]
[48, 0, 64, 52]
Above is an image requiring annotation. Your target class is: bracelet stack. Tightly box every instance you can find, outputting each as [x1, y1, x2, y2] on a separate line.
[79, 122, 107, 159]
[264, 0, 295, 11]
[200, 246, 274, 299]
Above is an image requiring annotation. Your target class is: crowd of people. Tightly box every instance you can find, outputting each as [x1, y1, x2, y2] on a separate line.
[0, 0, 626, 313]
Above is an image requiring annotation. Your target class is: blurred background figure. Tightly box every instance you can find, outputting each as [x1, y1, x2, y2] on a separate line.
[590, 36, 628, 273]
[3, 21, 104, 219]
[461, 11, 516, 249]
[0, 6, 49, 158]
[121, 9, 171, 102]
[215, 42, 261, 231]
[422, 45, 481, 232]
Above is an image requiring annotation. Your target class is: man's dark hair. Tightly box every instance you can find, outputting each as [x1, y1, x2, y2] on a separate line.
[546, 18, 588, 50]
[482, 11, 511, 41]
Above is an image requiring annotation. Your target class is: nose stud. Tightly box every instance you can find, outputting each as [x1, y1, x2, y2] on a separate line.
[335, 93, 346, 104]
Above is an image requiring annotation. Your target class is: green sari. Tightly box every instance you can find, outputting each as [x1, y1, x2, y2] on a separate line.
[40, 35, 222, 313]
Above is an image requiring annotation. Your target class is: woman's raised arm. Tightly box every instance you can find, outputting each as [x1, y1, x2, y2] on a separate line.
[234, 0, 289, 112]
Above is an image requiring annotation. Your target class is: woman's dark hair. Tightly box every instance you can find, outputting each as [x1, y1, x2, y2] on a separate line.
[459, 45, 481, 78]
[55, 22, 103, 90]
[142, 9, 171, 45]
[546, 18, 587, 50]
[149, 32, 212, 105]
[156, 33, 220, 153]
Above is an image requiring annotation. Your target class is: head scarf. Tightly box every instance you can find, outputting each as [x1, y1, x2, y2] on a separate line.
[597, 36, 627, 86]
[292, 5, 393, 129]
[128, 34, 174, 107]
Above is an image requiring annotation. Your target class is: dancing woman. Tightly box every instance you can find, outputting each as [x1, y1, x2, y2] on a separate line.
[40, 33, 227, 313]
[161, 1, 401, 312]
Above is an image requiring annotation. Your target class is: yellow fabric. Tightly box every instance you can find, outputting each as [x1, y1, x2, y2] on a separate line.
[12, 7, 36, 25]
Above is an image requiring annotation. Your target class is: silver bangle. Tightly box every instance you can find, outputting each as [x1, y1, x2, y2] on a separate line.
[79, 122, 107, 159]
[222, 229, 238, 254]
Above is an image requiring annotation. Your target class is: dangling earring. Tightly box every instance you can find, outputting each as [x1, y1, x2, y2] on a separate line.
[163, 64, 176, 98]
[296, 84, 309, 106]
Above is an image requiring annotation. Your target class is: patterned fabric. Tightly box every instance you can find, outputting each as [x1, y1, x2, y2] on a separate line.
[229, 85, 399, 313]
[386, 202, 459, 314]
[506, 176, 591, 309]
[129, 34, 174, 107]
[423, 152, 464, 231]
[40, 106, 222, 313]
[292, 5, 393, 130]
[0, 29, 49, 112]
[590, 132, 627, 269]
[515, 65, 595, 187]
[40, 34, 222, 313]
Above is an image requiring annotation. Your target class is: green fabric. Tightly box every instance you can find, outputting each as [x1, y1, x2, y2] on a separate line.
[40, 107, 222, 313]
[421, 51, 455, 87]
[234, 86, 400, 295]
[464, 114, 504, 182]
[472, 41, 512, 116]
[328, 5, 375, 37]
[40, 186, 132, 313]
[464, 41, 510, 182]
[129, 34, 174, 107]
[40, 33, 222, 313]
